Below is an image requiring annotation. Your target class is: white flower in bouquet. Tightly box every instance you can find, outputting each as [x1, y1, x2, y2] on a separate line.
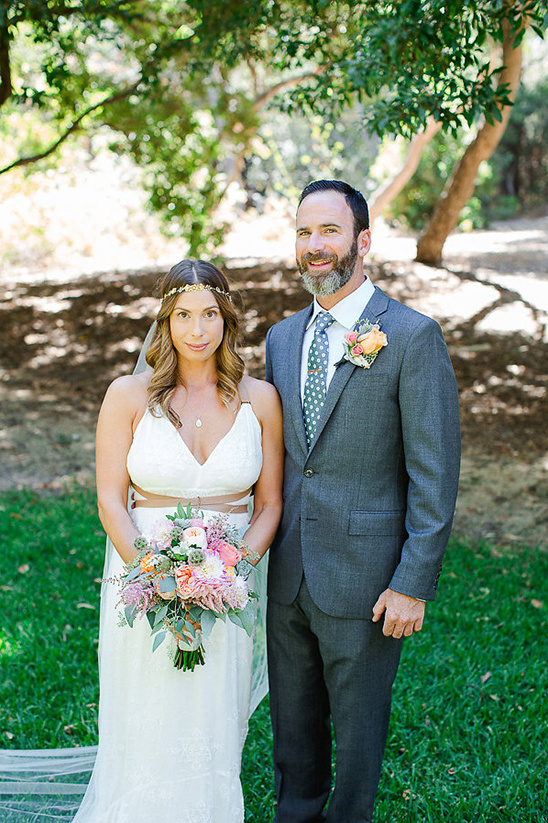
[196, 553, 225, 580]
[181, 526, 208, 551]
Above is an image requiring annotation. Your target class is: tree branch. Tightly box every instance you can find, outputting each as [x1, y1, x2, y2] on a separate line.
[252, 68, 323, 111]
[369, 117, 443, 223]
[0, 83, 139, 175]
[217, 68, 325, 198]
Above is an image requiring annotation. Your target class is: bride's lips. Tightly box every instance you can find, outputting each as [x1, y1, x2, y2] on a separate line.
[186, 342, 209, 351]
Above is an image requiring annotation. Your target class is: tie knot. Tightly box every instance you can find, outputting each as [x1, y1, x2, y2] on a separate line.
[316, 312, 334, 333]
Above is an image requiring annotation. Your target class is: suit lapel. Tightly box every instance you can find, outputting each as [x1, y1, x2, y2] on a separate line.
[286, 304, 313, 456]
[359, 285, 389, 325]
[308, 286, 390, 451]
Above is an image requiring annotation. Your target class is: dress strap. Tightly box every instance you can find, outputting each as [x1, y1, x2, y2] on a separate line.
[131, 483, 252, 513]
[238, 379, 251, 404]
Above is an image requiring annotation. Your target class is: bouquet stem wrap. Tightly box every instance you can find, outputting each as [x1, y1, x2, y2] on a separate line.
[174, 630, 205, 670]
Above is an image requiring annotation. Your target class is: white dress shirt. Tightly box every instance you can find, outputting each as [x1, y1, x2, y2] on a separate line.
[300, 277, 376, 400]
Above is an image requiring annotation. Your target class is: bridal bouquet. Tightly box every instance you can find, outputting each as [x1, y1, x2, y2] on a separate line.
[116, 503, 257, 671]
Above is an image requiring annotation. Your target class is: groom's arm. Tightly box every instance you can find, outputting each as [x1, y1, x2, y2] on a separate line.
[265, 327, 274, 384]
[373, 317, 461, 636]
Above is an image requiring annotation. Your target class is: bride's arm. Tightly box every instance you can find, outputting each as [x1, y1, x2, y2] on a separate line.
[96, 375, 147, 564]
[243, 378, 284, 563]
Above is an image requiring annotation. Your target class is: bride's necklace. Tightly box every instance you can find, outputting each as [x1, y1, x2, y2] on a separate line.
[183, 382, 217, 428]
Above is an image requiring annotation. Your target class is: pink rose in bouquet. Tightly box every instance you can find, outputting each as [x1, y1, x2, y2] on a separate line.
[150, 516, 179, 550]
[217, 540, 242, 567]
[175, 566, 196, 600]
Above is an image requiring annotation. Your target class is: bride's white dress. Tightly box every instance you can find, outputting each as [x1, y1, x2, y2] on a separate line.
[74, 402, 264, 823]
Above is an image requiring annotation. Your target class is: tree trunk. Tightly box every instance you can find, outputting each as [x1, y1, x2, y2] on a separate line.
[369, 118, 442, 223]
[0, 21, 12, 106]
[415, 17, 523, 266]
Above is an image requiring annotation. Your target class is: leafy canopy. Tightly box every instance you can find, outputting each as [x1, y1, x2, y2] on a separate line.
[1, 0, 545, 252]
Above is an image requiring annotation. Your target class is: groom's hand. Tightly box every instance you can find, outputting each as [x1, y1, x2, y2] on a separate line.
[372, 588, 426, 638]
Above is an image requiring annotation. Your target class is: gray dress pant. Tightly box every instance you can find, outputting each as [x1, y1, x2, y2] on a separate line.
[268, 579, 403, 823]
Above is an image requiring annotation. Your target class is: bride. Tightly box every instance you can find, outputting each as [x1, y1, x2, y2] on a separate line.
[81, 258, 283, 822]
[0, 259, 282, 823]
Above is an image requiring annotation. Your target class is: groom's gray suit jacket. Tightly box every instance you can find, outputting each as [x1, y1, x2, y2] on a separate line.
[265, 286, 461, 618]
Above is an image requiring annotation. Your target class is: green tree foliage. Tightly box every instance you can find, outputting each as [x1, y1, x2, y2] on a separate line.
[1, 0, 545, 253]
[479, 76, 548, 218]
[285, 0, 544, 135]
[243, 109, 380, 206]
[384, 69, 548, 232]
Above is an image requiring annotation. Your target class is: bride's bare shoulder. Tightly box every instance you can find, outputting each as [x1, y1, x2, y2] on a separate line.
[101, 370, 151, 414]
[240, 375, 281, 419]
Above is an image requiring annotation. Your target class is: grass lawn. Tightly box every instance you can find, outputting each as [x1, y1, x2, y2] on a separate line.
[1, 485, 547, 822]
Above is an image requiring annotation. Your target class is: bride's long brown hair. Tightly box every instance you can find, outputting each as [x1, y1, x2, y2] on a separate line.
[146, 259, 244, 427]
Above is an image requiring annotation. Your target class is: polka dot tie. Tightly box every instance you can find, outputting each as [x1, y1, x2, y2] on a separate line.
[303, 311, 335, 445]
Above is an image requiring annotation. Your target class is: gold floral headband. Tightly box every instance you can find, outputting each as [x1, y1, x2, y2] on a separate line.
[162, 283, 232, 302]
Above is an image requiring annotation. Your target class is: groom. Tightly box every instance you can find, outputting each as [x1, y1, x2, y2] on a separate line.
[265, 179, 461, 822]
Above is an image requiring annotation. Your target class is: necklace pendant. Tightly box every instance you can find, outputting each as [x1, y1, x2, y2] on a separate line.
[195, 419, 203, 428]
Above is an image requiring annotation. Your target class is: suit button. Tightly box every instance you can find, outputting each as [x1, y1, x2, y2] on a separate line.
[304, 468, 314, 477]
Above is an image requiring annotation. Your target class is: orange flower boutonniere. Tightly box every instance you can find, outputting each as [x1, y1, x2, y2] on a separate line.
[343, 319, 387, 369]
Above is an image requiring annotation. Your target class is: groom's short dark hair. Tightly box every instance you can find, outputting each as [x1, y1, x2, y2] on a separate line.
[298, 179, 370, 237]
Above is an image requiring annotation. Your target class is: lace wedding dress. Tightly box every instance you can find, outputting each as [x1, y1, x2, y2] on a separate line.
[0, 400, 267, 823]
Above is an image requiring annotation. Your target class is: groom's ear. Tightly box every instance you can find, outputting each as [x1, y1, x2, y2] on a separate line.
[357, 229, 372, 258]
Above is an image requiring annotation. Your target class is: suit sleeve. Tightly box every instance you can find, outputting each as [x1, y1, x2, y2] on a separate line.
[388, 317, 461, 601]
[265, 326, 274, 384]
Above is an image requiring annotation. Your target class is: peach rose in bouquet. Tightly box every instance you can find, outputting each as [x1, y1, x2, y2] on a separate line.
[182, 526, 208, 550]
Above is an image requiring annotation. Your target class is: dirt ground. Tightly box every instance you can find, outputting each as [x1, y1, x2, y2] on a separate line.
[1, 217, 547, 550]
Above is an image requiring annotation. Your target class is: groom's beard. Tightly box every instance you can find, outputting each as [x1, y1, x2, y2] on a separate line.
[298, 239, 359, 297]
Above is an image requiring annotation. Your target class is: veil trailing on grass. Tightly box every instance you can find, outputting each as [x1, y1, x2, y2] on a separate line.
[0, 322, 269, 822]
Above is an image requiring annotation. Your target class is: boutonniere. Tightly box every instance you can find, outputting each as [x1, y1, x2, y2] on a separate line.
[342, 319, 388, 369]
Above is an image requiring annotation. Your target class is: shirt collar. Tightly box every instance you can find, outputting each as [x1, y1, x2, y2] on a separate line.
[306, 277, 376, 331]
